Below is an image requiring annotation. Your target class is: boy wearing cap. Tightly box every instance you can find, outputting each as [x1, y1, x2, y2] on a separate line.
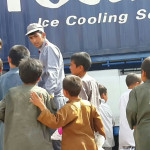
[26, 23, 65, 110]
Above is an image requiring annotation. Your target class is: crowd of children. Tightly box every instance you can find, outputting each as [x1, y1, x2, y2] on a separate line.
[0, 23, 149, 150]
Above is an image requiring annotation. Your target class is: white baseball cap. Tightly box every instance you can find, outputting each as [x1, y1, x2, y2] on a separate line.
[26, 23, 44, 35]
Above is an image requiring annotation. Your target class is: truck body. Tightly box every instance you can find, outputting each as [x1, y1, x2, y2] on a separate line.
[0, 0, 150, 70]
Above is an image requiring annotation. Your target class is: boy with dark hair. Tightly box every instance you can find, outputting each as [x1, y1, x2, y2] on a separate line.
[70, 52, 101, 109]
[119, 73, 141, 150]
[126, 58, 150, 150]
[0, 59, 3, 76]
[70, 52, 103, 149]
[30, 75, 105, 150]
[0, 58, 55, 150]
[98, 85, 115, 150]
[0, 45, 30, 150]
[0, 45, 30, 99]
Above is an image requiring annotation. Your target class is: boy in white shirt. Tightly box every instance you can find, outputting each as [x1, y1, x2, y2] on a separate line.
[98, 85, 115, 150]
[119, 73, 141, 150]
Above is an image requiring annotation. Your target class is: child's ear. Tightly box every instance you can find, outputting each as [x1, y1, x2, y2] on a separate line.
[79, 65, 84, 71]
[36, 77, 41, 83]
[8, 56, 11, 64]
[63, 89, 69, 98]
[101, 93, 105, 99]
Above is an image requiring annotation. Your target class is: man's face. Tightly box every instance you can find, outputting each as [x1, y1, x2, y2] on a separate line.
[28, 32, 45, 49]
[70, 60, 81, 76]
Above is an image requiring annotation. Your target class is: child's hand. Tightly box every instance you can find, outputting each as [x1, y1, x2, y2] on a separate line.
[30, 92, 46, 111]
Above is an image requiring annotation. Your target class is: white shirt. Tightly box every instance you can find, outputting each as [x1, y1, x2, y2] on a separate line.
[119, 89, 135, 148]
[99, 99, 115, 148]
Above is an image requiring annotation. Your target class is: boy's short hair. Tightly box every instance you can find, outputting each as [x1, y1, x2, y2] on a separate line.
[63, 75, 82, 97]
[71, 52, 92, 71]
[141, 57, 150, 79]
[98, 84, 107, 96]
[9, 45, 30, 67]
[126, 73, 141, 87]
[19, 58, 43, 84]
[0, 58, 3, 70]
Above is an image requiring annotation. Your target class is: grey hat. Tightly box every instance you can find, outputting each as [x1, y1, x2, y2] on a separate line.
[26, 23, 44, 35]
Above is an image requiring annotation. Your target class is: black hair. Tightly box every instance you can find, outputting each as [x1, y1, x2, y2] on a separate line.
[9, 45, 30, 67]
[98, 84, 107, 97]
[71, 52, 92, 71]
[19, 58, 43, 84]
[126, 73, 141, 87]
[63, 75, 82, 97]
[141, 57, 150, 79]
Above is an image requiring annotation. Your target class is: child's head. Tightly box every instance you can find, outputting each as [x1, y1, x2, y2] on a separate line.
[63, 75, 82, 98]
[19, 58, 43, 84]
[141, 57, 150, 82]
[8, 45, 30, 67]
[126, 73, 141, 89]
[0, 58, 3, 75]
[98, 84, 108, 102]
[70, 52, 92, 76]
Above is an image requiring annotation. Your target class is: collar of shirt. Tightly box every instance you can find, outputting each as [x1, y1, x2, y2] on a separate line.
[67, 98, 81, 103]
[101, 99, 106, 104]
[39, 39, 48, 53]
[9, 67, 19, 72]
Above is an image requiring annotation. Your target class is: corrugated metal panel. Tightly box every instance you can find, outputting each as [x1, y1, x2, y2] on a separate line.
[0, 0, 150, 65]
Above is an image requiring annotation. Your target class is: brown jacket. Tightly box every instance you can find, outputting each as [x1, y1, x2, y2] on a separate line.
[38, 98, 105, 150]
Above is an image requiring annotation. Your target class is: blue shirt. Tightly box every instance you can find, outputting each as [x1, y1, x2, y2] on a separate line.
[38, 39, 65, 97]
[0, 67, 23, 150]
[0, 67, 23, 100]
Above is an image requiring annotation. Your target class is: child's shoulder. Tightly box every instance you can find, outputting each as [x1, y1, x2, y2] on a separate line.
[80, 99, 91, 106]
[82, 74, 97, 83]
[32, 86, 48, 94]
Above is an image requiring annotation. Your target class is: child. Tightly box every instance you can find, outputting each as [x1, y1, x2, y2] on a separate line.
[119, 73, 141, 150]
[70, 52, 104, 149]
[0, 58, 55, 150]
[0, 45, 30, 150]
[98, 85, 115, 150]
[30, 75, 106, 150]
[70, 52, 101, 110]
[126, 57, 150, 150]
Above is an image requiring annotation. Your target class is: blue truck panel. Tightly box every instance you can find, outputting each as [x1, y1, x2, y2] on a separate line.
[0, 0, 150, 71]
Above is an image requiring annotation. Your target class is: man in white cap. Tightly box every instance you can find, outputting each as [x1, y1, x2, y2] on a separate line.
[26, 23, 65, 150]
[26, 23, 65, 110]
